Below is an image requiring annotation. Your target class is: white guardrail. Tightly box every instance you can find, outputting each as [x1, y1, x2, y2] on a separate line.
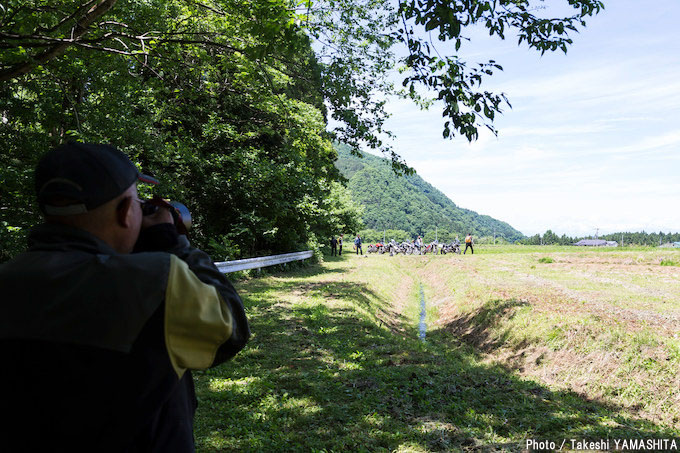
[215, 250, 314, 274]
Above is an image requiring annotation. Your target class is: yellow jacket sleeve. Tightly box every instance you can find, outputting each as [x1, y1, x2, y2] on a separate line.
[164, 254, 234, 378]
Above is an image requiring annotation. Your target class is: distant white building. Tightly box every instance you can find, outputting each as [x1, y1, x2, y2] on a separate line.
[674, 242, 680, 248]
[573, 239, 618, 247]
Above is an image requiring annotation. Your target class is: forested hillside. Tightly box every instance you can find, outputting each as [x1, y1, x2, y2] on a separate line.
[335, 144, 524, 242]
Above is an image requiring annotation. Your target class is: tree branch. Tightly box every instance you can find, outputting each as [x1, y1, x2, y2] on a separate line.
[35, 0, 99, 34]
[0, 0, 118, 82]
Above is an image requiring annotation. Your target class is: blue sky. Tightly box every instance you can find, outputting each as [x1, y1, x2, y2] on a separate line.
[360, 1, 680, 237]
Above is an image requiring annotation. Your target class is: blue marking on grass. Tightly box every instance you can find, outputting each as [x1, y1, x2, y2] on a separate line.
[419, 284, 427, 341]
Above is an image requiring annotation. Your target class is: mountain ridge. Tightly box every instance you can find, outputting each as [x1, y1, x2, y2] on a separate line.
[334, 144, 525, 242]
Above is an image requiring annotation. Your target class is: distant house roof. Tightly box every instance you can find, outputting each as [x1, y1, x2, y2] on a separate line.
[574, 239, 618, 247]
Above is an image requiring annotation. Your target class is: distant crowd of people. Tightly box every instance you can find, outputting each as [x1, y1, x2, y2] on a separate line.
[328, 233, 475, 255]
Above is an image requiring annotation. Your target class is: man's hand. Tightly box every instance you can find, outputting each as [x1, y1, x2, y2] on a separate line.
[141, 206, 174, 230]
[134, 206, 178, 253]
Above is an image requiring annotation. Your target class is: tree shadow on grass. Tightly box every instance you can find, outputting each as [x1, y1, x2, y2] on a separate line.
[292, 281, 409, 334]
[194, 282, 679, 452]
[235, 261, 349, 293]
[322, 252, 353, 262]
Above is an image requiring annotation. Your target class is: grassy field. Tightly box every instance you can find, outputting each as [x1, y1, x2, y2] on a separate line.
[194, 246, 680, 451]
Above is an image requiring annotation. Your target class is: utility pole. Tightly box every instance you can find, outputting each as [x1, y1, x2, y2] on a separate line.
[435, 226, 438, 242]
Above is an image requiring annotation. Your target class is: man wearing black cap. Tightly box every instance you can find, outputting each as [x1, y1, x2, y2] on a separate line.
[0, 142, 250, 452]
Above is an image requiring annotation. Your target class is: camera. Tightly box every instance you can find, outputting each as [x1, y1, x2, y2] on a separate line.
[168, 201, 192, 232]
[142, 197, 192, 233]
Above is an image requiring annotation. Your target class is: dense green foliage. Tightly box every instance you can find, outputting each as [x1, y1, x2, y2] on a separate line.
[358, 228, 412, 244]
[0, 0, 363, 261]
[335, 143, 524, 242]
[0, 1, 605, 172]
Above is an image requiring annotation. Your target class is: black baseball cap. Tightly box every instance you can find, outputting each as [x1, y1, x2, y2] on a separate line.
[35, 142, 158, 216]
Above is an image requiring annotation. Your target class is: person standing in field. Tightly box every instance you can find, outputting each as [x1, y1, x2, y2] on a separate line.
[464, 233, 474, 254]
[0, 142, 250, 451]
[338, 234, 343, 255]
[354, 234, 363, 255]
[330, 236, 338, 256]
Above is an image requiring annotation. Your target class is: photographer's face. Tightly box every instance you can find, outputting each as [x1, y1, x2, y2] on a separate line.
[116, 184, 143, 253]
[130, 187, 144, 234]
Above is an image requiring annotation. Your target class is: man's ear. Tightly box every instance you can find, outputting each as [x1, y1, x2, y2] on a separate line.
[116, 197, 133, 228]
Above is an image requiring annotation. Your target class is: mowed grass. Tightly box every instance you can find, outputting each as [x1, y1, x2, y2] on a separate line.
[194, 246, 680, 451]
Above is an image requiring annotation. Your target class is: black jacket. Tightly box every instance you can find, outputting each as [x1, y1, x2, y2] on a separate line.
[0, 223, 250, 452]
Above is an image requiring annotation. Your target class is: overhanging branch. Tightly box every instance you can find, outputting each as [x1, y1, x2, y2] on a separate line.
[0, 0, 118, 82]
